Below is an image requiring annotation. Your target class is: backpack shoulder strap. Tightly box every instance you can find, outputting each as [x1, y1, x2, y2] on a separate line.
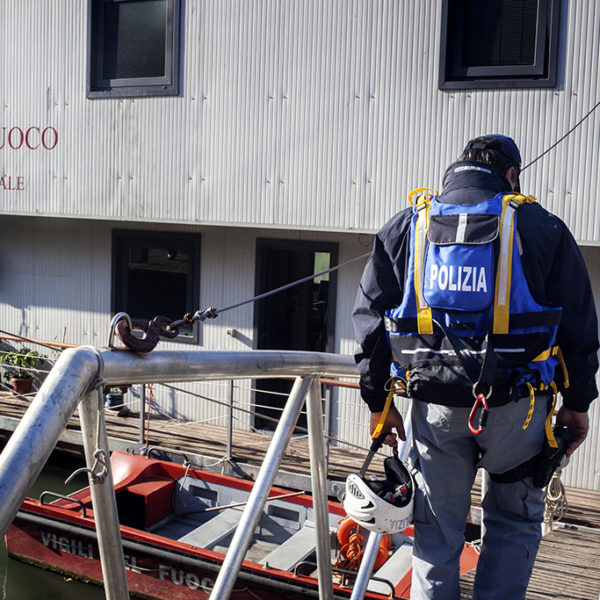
[492, 194, 536, 334]
[407, 188, 438, 334]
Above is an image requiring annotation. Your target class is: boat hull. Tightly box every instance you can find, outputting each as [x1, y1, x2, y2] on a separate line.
[5, 451, 478, 599]
[8, 511, 351, 600]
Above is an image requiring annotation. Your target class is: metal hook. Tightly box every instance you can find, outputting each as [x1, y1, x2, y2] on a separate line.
[107, 313, 133, 350]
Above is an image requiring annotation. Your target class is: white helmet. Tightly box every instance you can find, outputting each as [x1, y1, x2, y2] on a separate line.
[343, 453, 414, 534]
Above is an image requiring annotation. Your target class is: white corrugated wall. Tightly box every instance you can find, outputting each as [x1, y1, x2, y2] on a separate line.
[0, 214, 372, 439]
[0, 0, 599, 241]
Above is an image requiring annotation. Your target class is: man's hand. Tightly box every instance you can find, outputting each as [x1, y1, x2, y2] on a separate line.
[556, 406, 589, 457]
[369, 405, 406, 447]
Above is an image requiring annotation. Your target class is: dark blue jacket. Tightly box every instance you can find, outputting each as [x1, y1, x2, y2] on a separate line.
[352, 162, 599, 413]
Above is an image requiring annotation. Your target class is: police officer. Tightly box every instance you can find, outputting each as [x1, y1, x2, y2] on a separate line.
[352, 135, 599, 599]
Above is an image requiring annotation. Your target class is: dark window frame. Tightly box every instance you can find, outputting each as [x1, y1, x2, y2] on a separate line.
[87, 0, 181, 98]
[439, 0, 561, 90]
[111, 229, 201, 343]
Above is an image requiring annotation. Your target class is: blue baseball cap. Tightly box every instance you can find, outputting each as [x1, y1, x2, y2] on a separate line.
[463, 134, 522, 168]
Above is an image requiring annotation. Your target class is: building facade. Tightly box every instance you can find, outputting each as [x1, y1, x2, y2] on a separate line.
[1, 0, 599, 490]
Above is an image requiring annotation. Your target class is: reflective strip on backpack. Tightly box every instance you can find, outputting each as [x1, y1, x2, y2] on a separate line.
[414, 196, 433, 334]
[493, 195, 517, 334]
[493, 194, 536, 334]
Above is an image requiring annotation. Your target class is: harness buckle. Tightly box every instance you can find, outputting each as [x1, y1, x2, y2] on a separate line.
[415, 198, 429, 211]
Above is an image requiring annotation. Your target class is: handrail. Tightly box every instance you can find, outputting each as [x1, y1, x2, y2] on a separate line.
[39, 491, 88, 518]
[99, 348, 356, 386]
[0, 333, 77, 350]
[0, 346, 358, 600]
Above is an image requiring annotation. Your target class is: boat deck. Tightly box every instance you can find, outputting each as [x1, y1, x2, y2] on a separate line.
[1, 391, 599, 599]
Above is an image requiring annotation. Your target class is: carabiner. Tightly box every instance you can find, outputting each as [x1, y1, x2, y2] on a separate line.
[468, 393, 489, 435]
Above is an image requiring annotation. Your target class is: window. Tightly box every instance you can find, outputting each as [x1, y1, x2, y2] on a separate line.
[439, 0, 560, 90]
[112, 230, 201, 342]
[88, 0, 181, 98]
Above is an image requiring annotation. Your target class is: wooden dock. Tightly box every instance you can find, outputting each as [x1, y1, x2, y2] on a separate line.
[1, 391, 599, 599]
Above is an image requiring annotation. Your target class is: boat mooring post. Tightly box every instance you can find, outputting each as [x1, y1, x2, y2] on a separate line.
[79, 387, 130, 600]
[226, 379, 234, 461]
[208, 376, 312, 600]
[349, 532, 384, 600]
[139, 384, 146, 445]
[306, 376, 334, 600]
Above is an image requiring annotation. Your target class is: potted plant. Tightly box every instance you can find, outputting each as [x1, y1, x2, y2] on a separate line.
[0, 348, 47, 395]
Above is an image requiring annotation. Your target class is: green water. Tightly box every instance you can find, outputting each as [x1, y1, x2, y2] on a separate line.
[0, 451, 107, 600]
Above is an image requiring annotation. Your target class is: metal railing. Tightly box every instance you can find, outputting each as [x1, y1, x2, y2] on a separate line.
[0, 345, 358, 600]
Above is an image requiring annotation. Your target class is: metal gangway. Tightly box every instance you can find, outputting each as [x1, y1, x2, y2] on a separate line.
[0, 343, 387, 600]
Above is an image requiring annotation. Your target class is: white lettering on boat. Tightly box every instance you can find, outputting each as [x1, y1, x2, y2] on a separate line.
[123, 553, 142, 573]
[38, 531, 210, 591]
[40, 530, 94, 559]
[158, 564, 207, 591]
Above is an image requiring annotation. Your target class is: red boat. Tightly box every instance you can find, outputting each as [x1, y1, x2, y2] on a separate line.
[5, 450, 478, 599]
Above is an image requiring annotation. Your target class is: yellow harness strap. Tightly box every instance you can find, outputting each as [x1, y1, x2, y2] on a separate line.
[521, 345, 565, 446]
[556, 347, 570, 389]
[522, 382, 535, 430]
[521, 381, 558, 449]
[545, 382, 559, 448]
[493, 194, 536, 334]
[408, 188, 438, 335]
[532, 344, 570, 387]
[408, 188, 439, 206]
[371, 381, 399, 440]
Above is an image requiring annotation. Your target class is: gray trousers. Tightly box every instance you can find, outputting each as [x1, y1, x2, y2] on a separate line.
[408, 397, 547, 600]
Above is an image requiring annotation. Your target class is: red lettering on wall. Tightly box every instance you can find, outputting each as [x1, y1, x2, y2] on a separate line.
[25, 127, 41, 150]
[41, 127, 58, 150]
[0, 176, 25, 191]
[8, 127, 24, 149]
[0, 126, 58, 150]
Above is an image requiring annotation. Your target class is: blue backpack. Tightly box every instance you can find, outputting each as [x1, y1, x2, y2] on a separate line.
[385, 189, 567, 420]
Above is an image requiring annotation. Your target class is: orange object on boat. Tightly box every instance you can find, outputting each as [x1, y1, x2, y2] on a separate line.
[334, 516, 392, 572]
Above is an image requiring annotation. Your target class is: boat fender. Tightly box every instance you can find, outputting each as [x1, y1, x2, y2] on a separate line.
[335, 516, 391, 570]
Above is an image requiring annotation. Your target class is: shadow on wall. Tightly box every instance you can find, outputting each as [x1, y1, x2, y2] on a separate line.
[227, 329, 253, 348]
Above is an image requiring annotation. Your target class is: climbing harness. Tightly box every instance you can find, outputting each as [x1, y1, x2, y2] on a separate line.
[489, 421, 573, 488]
[385, 191, 566, 435]
[332, 516, 391, 572]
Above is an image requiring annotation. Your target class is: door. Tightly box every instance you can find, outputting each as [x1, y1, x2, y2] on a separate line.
[254, 239, 338, 431]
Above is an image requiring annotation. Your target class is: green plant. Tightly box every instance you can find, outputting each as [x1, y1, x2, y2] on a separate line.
[0, 348, 47, 381]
